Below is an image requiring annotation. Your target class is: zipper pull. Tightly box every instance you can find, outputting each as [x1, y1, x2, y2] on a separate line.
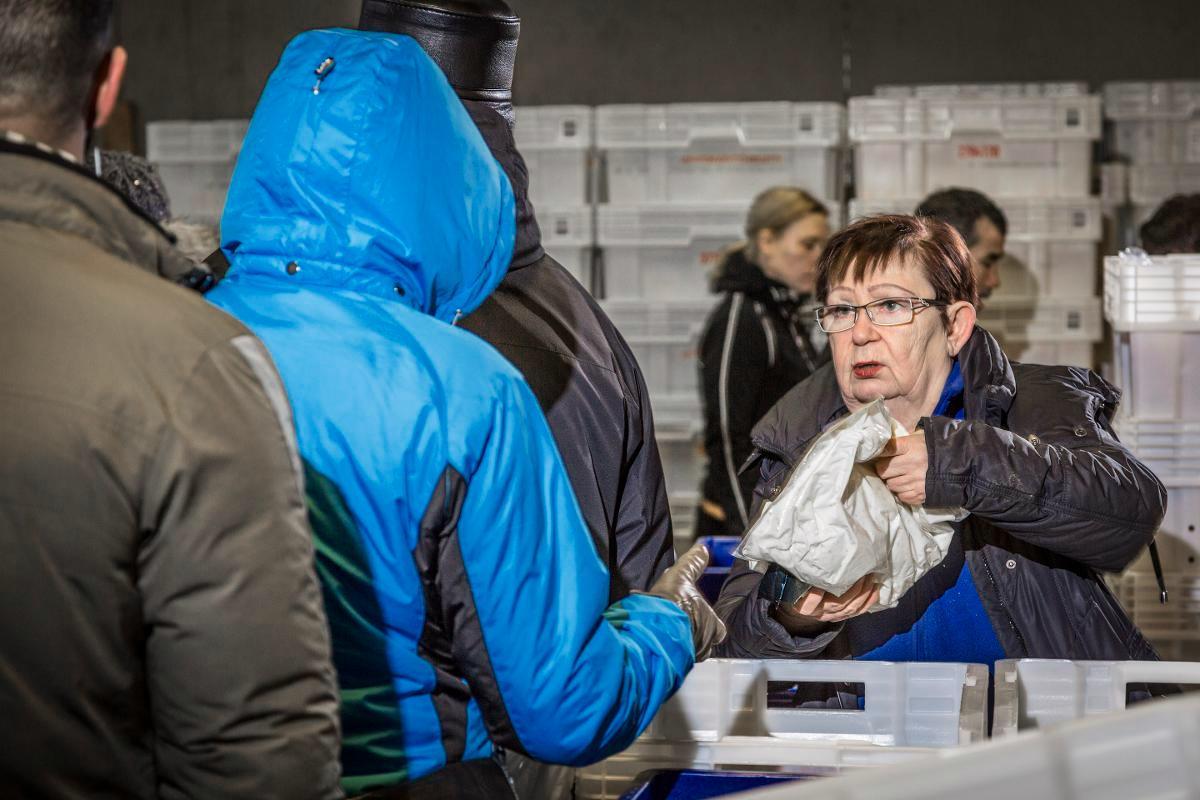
[312, 57, 336, 95]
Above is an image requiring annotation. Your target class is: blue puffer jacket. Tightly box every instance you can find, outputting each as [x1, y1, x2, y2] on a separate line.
[207, 29, 694, 795]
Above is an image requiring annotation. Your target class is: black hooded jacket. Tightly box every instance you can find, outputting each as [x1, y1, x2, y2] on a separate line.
[460, 103, 675, 600]
[698, 247, 825, 535]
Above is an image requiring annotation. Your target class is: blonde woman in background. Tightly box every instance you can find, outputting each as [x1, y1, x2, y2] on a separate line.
[696, 187, 832, 538]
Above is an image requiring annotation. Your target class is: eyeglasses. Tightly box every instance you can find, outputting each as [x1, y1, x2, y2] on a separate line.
[814, 297, 947, 333]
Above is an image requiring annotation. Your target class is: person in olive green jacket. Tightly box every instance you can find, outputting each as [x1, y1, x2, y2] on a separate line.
[0, 2, 341, 797]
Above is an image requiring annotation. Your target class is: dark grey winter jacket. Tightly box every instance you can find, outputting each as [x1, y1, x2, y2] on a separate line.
[716, 326, 1166, 663]
[0, 137, 341, 799]
[460, 103, 675, 601]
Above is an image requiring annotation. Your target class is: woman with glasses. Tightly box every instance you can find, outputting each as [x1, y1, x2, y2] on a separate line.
[695, 187, 832, 539]
[713, 214, 1167, 671]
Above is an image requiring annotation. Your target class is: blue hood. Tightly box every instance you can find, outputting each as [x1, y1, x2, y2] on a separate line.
[220, 28, 516, 322]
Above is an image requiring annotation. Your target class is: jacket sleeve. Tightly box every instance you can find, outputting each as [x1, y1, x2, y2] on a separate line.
[712, 457, 843, 659]
[700, 293, 770, 528]
[137, 336, 341, 800]
[923, 397, 1168, 573]
[436, 371, 694, 767]
[611, 333, 676, 598]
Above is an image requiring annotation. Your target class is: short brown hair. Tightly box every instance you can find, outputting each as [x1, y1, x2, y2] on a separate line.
[744, 186, 829, 263]
[814, 214, 979, 309]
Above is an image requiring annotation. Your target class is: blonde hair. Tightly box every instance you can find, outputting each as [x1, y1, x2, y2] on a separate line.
[743, 187, 829, 263]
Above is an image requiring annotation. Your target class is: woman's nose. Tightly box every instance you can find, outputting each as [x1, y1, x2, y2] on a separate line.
[850, 307, 876, 344]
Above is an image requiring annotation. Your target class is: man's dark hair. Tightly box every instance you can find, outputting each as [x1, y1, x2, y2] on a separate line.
[0, 0, 116, 137]
[915, 187, 1008, 247]
[1139, 194, 1200, 255]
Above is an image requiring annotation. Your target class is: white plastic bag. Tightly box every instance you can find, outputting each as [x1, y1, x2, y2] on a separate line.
[734, 399, 965, 611]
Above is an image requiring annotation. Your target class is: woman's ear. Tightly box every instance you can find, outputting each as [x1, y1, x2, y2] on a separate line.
[945, 300, 977, 357]
[755, 228, 776, 262]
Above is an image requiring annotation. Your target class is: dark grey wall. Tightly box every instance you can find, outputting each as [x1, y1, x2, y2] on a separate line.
[117, 0, 1200, 122]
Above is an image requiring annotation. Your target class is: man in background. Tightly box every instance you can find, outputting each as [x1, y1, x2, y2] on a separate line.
[1140, 193, 1200, 254]
[0, 2, 341, 796]
[917, 187, 1008, 305]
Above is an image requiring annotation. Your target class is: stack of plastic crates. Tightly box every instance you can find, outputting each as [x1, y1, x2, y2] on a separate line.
[513, 106, 597, 289]
[849, 83, 1105, 369]
[1102, 81, 1200, 248]
[590, 102, 847, 543]
[1105, 251, 1200, 659]
[146, 119, 249, 224]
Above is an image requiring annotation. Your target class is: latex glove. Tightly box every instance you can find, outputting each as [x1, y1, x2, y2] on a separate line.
[643, 543, 727, 661]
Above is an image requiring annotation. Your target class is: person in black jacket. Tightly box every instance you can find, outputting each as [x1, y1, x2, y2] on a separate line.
[716, 214, 1166, 671]
[360, 0, 675, 604]
[696, 187, 832, 538]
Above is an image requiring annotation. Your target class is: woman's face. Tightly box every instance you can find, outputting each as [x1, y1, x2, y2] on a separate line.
[825, 258, 975, 419]
[757, 214, 831, 294]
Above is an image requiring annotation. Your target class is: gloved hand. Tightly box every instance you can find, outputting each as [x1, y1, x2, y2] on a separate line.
[642, 543, 727, 662]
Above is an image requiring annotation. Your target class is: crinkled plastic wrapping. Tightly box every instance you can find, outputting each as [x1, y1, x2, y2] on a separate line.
[734, 400, 966, 611]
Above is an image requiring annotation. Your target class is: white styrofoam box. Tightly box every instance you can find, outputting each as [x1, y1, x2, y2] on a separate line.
[876, 83, 1089, 99]
[992, 659, 1200, 736]
[514, 105, 593, 206]
[657, 432, 705, 498]
[750, 692, 1200, 800]
[1129, 162, 1200, 204]
[1104, 81, 1200, 165]
[146, 119, 250, 163]
[849, 197, 1101, 297]
[1104, 253, 1200, 330]
[1118, 570, 1200, 648]
[597, 102, 845, 205]
[538, 206, 594, 288]
[849, 94, 1100, 200]
[977, 296, 1102, 342]
[576, 658, 988, 800]
[598, 204, 745, 299]
[1115, 419, 1200, 485]
[1110, 330, 1200, 419]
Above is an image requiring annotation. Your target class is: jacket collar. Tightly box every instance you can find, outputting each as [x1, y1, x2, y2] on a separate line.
[750, 326, 1016, 464]
[0, 136, 198, 284]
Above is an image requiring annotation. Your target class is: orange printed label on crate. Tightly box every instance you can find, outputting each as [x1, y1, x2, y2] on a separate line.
[956, 141, 1004, 161]
[680, 153, 784, 166]
[699, 250, 724, 266]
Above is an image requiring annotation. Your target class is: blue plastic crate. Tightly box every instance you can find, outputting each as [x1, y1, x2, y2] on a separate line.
[697, 536, 740, 567]
[619, 769, 816, 800]
[697, 566, 730, 604]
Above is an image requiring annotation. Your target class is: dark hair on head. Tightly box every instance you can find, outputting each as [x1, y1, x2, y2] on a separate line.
[1139, 194, 1200, 255]
[814, 215, 980, 314]
[915, 187, 1008, 246]
[0, 0, 116, 137]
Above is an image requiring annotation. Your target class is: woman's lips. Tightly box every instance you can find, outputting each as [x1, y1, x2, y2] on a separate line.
[852, 361, 883, 379]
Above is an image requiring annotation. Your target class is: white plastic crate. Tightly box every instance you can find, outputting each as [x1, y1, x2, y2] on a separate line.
[1128, 163, 1200, 204]
[1115, 419, 1200, 484]
[977, 296, 1102, 342]
[657, 432, 704, 499]
[651, 394, 705, 438]
[598, 204, 745, 299]
[670, 491, 699, 542]
[1104, 253, 1200, 330]
[1004, 340, 1094, 369]
[597, 102, 845, 205]
[538, 206, 594, 289]
[849, 94, 1100, 200]
[751, 692, 1200, 800]
[576, 658, 988, 800]
[147, 120, 249, 223]
[992, 658, 1200, 736]
[1104, 81, 1200, 165]
[849, 197, 1101, 297]
[1117, 571, 1200, 655]
[514, 105, 593, 206]
[628, 335, 699, 398]
[602, 298, 715, 338]
[1110, 330, 1200, 418]
[876, 82, 1089, 99]
[1100, 162, 1129, 205]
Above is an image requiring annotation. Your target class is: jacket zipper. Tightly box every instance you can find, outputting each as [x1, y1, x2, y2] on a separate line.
[977, 543, 1030, 657]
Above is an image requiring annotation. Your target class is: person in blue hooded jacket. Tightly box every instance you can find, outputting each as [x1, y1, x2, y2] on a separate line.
[206, 28, 725, 798]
